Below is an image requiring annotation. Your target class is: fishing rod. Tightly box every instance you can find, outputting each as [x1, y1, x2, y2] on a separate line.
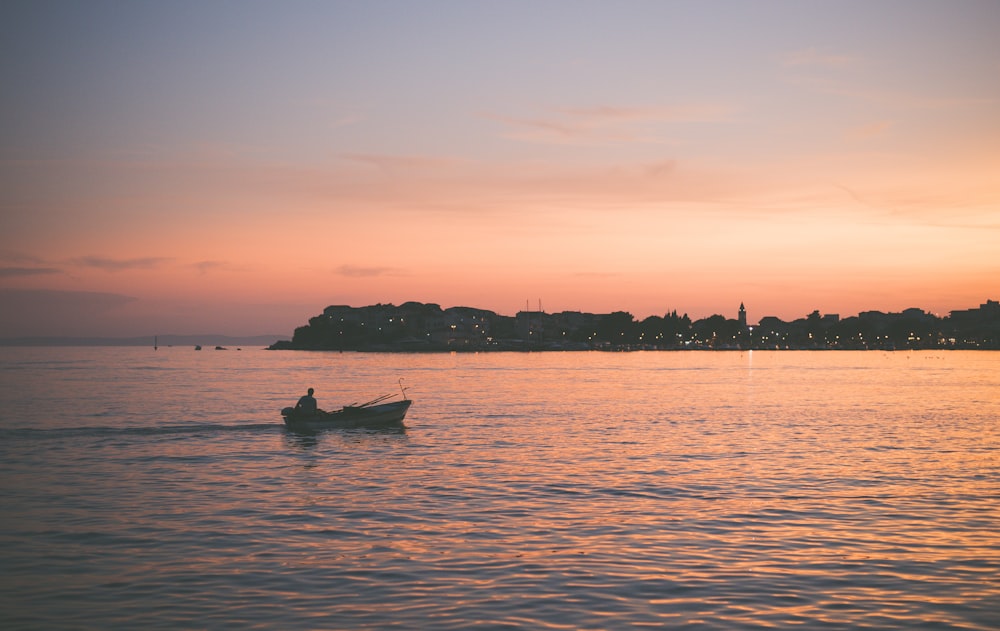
[353, 379, 410, 408]
[356, 392, 397, 408]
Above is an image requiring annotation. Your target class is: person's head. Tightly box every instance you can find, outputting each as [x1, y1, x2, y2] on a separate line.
[307, 388, 314, 395]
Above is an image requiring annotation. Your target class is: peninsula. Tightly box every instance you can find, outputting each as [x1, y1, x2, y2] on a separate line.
[269, 300, 1000, 351]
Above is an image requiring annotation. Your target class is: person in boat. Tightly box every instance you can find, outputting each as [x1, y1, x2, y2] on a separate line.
[295, 388, 318, 414]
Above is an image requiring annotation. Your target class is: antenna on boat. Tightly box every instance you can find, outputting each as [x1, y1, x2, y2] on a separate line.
[398, 378, 409, 400]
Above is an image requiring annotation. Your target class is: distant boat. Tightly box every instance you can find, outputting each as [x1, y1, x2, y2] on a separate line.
[194, 345, 202, 351]
[281, 399, 412, 432]
[154, 336, 158, 351]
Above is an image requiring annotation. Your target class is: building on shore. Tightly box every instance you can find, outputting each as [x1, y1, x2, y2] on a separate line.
[270, 299, 1000, 351]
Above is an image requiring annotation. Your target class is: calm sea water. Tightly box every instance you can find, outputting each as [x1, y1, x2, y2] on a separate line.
[0, 348, 997, 630]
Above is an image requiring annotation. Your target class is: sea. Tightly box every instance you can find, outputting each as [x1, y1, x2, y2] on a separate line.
[0, 347, 997, 630]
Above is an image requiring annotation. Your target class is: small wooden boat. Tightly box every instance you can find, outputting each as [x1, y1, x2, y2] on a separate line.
[281, 399, 412, 431]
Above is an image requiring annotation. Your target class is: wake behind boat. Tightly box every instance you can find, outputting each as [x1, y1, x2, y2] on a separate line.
[282, 398, 411, 431]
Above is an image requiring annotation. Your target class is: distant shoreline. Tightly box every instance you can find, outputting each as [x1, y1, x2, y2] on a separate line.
[1, 339, 996, 351]
[0, 334, 286, 347]
[266, 344, 997, 353]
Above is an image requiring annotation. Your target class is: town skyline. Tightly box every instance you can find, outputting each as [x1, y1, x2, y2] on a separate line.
[269, 298, 1000, 352]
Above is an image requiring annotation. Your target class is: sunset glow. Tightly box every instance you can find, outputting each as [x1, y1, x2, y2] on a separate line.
[2, 1, 998, 337]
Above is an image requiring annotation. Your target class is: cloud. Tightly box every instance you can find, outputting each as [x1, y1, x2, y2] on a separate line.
[485, 104, 731, 145]
[70, 256, 172, 272]
[190, 260, 246, 274]
[787, 75, 995, 110]
[192, 260, 225, 274]
[0, 288, 136, 306]
[833, 183, 1000, 230]
[777, 48, 993, 110]
[485, 113, 582, 141]
[336, 265, 402, 278]
[0, 266, 61, 278]
[0, 251, 49, 265]
[0, 252, 62, 278]
[643, 160, 677, 179]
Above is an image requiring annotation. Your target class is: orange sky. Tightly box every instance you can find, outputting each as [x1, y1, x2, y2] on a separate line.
[1, 2, 998, 337]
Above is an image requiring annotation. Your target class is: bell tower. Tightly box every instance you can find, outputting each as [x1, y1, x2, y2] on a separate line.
[738, 302, 747, 329]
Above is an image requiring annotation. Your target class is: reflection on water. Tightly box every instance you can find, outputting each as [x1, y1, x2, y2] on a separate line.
[0, 348, 997, 630]
[283, 426, 408, 454]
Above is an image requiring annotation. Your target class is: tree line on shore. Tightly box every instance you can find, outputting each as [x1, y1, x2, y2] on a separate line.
[269, 300, 1000, 351]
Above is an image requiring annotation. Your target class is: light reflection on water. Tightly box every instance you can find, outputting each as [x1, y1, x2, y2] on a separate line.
[0, 348, 998, 630]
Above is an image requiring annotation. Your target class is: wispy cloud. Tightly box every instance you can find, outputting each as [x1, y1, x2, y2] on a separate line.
[778, 48, 993, 110]
[787, 75, 995, 110]
[71, 256, 172, 272]
[0, 250, 50, 264]
[0, 266, 61, 278]
[190, 260, 245, 274]
[834, 183, 1000, 230]
[0, 288, 136, 305]
[486, 113, 581, 142]
[336, 264, 402, 278]
[485, 104, 732, 145]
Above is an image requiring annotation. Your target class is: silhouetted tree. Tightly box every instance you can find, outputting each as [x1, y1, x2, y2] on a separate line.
[691, 314, 742, 347]
[596, 311, 637, 344]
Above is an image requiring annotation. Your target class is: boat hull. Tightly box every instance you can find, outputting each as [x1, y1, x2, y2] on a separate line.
[282, 399, 412, 431]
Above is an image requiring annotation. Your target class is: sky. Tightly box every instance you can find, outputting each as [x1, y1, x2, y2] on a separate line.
[1, 0, 998, 337]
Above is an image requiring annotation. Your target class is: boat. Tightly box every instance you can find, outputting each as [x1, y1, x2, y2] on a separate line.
[281, 399, 412, 431]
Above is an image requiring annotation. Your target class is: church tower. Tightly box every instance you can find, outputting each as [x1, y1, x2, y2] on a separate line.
[738, 302, 747, 329]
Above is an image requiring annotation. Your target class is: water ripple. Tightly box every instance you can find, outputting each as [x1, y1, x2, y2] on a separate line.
[1, 349, 998, 630]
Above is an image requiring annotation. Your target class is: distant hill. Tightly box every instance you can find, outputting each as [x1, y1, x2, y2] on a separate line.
[0, 334, 286, 347]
